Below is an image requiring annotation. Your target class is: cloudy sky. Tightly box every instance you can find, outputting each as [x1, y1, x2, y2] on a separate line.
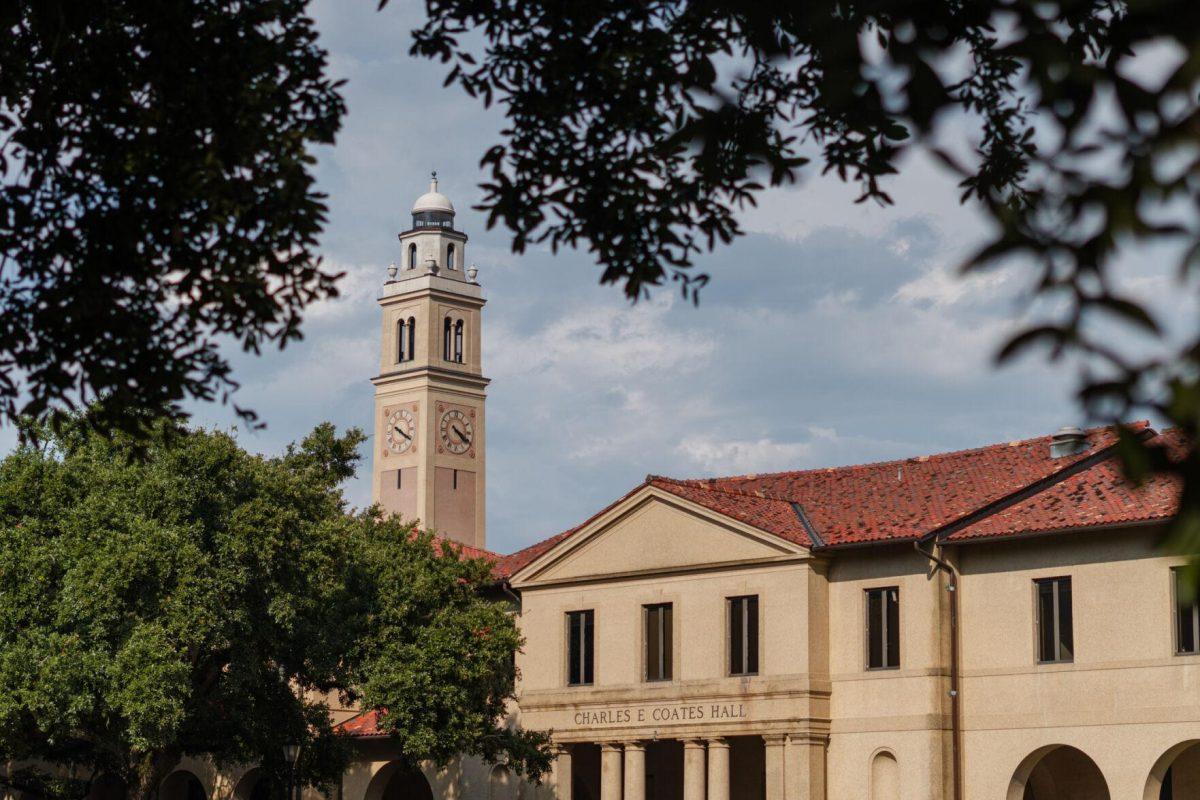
[180, 2, 1190, 555]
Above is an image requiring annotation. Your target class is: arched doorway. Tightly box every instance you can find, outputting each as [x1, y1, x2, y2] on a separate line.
[160, 772, 206, 800]
[233, 769, 285, 800]
[1144, 740, 1200, 799]
[1007, 745, 1110, 800]
[364, 763, 434, 800]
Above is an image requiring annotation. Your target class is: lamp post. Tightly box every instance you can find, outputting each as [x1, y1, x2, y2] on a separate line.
[283, 743, 302, 800]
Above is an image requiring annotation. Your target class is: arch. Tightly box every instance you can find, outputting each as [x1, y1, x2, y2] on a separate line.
[453, 319, 464, 363]
[446, 243, 456, 271]
[1144, 740, 1200, 800]
[488, 765, 512, 800]
[396, 317, 407, 363]
[86, 774, 127, 800]
[232, 769, 282, 800]
[408, 243, 417, 270]
[363, 763, 434, 800]
[869, 749, 899, 800]
[160, 772, 207, 800]
[406, 316, 415, 362]
[443, 317, 452, 361]
[1007, 745, 1110, 800]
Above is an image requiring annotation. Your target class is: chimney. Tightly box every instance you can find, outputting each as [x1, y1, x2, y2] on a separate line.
[1050, 425, 1089, 458]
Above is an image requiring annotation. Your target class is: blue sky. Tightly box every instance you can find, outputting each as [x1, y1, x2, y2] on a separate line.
[168, 3, 1190, 554]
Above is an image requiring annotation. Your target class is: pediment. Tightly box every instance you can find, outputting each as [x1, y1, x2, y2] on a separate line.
[512, 487, 806, 587]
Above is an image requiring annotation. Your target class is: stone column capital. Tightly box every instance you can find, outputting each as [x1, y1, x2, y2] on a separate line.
[621, 740, 647, 752]
[706, 737, 731, 749]
[600, 742, 624, 753]
[682, 738, 707, 751]
[762, 733, 788, 745]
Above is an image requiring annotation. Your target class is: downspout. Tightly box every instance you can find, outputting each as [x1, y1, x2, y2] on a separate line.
[914, 539, 962, 800]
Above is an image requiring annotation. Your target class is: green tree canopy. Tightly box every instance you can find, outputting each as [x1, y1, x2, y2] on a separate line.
[0, 1, 345, 437]
[0, 420, 549, 800]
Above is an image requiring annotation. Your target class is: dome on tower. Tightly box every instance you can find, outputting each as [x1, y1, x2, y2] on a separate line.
[412, 172, 454, 215]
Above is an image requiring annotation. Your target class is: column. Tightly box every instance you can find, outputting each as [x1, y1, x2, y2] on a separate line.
[622, 741, 646, 800]
[763, 734, 786, 800]
[706, 738, 730, 800]
[600, 743, 623, 800]
[785, 733, 827, 800]
[682, 740, 706, 800]
[552, 745, 573, 800]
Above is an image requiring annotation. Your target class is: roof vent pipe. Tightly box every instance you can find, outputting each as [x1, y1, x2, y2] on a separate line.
[1050, 425, 1089, 458]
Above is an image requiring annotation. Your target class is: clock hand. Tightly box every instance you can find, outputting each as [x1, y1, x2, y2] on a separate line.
[452, 426, 469, 443]
[394, 426, 411, 441]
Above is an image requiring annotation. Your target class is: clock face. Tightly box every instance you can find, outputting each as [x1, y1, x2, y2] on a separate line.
[439, 409, 474, 455]
[385, 408, 416, 454]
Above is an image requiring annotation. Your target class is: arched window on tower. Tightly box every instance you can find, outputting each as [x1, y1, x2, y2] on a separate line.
[453, 319, 464, 363]
[396, 318, 407, 363]
[447, 243, 456, 271]
[406, 316, 415, 362]
[443, 317, 452, 361]
[408, 243, 417, 270]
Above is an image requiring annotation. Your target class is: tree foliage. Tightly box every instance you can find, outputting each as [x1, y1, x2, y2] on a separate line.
[0, 1, 346, 438]
[402, 0, 1200, 556]
[0, 420, 550, 800]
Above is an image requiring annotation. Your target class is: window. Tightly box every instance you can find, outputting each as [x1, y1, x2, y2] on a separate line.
[644, 603, 673, 681]
[1035, 576, 1073, 663]
[447, 243, 456, 270]
[566, 610, 594, 686]
[395, 316, 415, 363]
[443, 318, 452, 361]
[866, 587, 900, 669]
[728, 595, 759, 675]
[1174, 568, 1199, 655]
[453, 319, 464, 363]
[408, 243, 417, 270]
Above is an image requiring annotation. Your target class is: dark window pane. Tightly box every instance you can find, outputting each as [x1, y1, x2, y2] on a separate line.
[1175, 570, 1198, 655]
[1037, 580, 1055, 662]
[567, 610, 594, 685]
[662, 605, 673, 680]
[886, 588, 900, 668]
[1057, 579, 1073, 661]
[646, 607, 661, 680]
[746, 596, 759, 674]
[730, 598, 745, 674]
[568, 612, 581, 685]
[583, 611, 594, 684]
[867, 590, 883, 668]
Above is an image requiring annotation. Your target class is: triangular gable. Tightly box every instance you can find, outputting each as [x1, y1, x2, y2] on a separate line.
[510, 485, 808, 587]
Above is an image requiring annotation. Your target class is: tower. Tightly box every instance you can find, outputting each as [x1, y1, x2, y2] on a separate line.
[371, 174, 488, 549]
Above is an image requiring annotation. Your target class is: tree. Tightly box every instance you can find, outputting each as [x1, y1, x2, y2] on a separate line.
[402, 0, 1200, 557]
[0, 419, 550, 800]
[0, 1, 346, 438]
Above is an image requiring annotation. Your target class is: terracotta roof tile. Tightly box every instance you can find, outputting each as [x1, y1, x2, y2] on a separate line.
[948, 428, 1184, 541]
[335, 709, 389, 738]
[500, 422, 1184, 570]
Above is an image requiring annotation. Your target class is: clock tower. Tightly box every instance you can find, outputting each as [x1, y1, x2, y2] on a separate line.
[371, 174, 488, 550]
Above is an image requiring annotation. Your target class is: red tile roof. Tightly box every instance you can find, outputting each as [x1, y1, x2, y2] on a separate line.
[500, 422, 1185, 579]
[335, 709, 390, 738]
[948, 428, 1184, 541]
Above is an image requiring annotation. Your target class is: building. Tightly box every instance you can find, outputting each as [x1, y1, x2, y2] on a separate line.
[176, 179, 1200, 800]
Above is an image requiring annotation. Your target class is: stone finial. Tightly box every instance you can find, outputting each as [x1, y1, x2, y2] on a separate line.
[467, 263, 479, 282]
[386, 263, 398, 281]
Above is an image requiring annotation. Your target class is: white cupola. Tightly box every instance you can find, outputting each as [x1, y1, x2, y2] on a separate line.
[395, 172, 470, 281]
[411, 171, 455, 230]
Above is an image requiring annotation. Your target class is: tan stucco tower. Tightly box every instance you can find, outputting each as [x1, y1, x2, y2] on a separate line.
[370, 174, 488, 549]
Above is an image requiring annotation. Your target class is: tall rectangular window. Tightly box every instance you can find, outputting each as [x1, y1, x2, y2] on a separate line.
[865, 587, 900, 669]
[566, 610, 594, 685]
[644, 603, 673, 681]
[1035, 577, 1073, 663]
[728, 595, 760, 675]
[1174, 568, 1199, 655]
